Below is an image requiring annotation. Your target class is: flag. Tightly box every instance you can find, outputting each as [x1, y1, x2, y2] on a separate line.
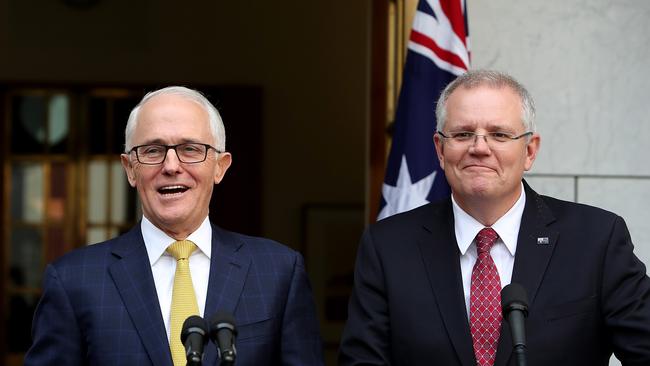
[377, 0, 470, 220]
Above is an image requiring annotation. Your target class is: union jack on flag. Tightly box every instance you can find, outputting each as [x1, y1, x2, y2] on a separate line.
[377, 0, 470, 220]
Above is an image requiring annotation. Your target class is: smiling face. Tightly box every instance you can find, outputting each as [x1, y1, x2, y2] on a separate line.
[434, 84, 540, 221]
[120, 94, 231, 239]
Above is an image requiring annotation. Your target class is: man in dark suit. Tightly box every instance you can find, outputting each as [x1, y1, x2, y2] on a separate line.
[339, 70, 650, 365]
[25, 87, 324, 366]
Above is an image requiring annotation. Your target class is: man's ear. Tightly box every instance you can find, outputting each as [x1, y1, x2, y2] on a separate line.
[213, 152, 232, 184]
[433, 133, 446, 170]
[121, 154, 137, 187]
[524, 133, 541, 171]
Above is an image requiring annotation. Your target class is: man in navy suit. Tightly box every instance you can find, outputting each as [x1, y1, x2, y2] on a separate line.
[339, 70, 650, 365]
[25, 86, 324, 365]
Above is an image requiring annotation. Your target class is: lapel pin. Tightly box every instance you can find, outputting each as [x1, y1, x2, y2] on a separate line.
[537, 237, 549, 245]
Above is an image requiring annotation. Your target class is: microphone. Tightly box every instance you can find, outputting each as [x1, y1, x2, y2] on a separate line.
[181, 315, 209, 366]
[209, 311, 238, 366]
[501, 283, 529, 366]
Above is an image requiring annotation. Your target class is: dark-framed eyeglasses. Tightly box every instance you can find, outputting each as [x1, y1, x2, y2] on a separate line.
[437, 131, 533, 149]
[128, 143, 222, 165]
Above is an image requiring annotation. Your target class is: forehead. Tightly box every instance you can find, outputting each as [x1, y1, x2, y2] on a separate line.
[133, 94, 211, 143]
[445, 85, 523, 130]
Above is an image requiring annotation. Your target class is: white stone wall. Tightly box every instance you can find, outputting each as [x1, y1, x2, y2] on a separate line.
[468, 1, 650, 364]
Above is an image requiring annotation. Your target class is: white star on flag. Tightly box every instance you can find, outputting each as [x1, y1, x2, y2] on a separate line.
[378, 155, 437, 220]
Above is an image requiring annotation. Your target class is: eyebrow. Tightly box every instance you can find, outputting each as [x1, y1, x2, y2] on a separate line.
[448, 122, 516, 133]
[137, 138, 203, 145]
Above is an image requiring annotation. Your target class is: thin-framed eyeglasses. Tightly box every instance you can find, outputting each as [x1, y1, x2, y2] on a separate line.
[437, 131, 533, 149]
[128, 143, 222, 165]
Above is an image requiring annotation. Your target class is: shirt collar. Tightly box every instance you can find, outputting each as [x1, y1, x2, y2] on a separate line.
[452, 182, 526, 256]
[141, 215, 213, 266]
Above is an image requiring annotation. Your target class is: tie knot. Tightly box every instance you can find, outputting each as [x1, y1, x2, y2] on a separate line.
[166, 240, 197, 261]
[476, 227, 498, 254]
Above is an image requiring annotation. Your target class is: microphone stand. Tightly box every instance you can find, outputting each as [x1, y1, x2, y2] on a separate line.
[513, 344, 526, 366]
[219, 350, 235, 366]
[508, 302, 527, 366]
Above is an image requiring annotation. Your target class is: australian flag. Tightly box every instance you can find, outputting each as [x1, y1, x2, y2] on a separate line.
[377, 0, 470, 220]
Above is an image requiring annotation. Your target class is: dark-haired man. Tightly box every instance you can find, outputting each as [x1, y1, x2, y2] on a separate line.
[340, 70, 650, 366]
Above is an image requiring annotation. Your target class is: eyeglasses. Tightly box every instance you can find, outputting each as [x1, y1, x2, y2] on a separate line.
[437, 131, 533, 149]
[128, 143, 222, 165]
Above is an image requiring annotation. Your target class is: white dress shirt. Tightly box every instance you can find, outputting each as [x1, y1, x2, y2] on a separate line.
[141, 216, 212, 341]
[453, 183, 526, 317]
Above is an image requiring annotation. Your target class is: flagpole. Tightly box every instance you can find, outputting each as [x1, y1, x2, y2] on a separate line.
[367, 0, 391, 224]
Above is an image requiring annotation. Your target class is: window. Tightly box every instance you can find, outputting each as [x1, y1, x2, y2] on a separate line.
[2, 88, 140, 364]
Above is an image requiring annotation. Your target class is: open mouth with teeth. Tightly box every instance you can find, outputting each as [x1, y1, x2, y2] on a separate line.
[158, 185, 190, 195]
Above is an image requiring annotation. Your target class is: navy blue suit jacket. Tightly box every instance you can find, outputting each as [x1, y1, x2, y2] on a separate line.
[339, 182, 650, 366]
[25, 223, 324, 366]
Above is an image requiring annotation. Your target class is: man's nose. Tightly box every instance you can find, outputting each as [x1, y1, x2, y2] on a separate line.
[470, 134, 491, 152]
[162, 147, 182, 171]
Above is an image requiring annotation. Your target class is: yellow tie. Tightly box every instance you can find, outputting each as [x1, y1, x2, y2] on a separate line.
[167, 240, 200, 366]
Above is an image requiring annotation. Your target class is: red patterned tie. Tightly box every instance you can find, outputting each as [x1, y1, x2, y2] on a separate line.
[470, 227, 501, 366]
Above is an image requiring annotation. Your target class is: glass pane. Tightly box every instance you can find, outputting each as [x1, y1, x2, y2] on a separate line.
[87, 160, 108, 223]
[10, 227, 43, 288]
[11, 163, 44, 223]
[87, 227, 107, 245]
[88, 97, 107, 154]
[108, 227, 118, 239]
[46, 227, 69, 264]
[11, 95, 46, 154]
[6, 291, 38, 352]
[112, 97, 139, 154]
[48, 94, 70, 153]
[111, 161, 127, 224]
[48, 162, 67, 222]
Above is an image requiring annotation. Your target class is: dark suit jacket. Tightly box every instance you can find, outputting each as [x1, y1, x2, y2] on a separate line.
[25, 222, 324, 366]
[339, 182, 650, 366]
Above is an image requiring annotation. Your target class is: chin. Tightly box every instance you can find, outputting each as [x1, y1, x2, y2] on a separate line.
[459, 177, 493, 193]
[466, 188, 493, 200]
[151, 209, 189, 226]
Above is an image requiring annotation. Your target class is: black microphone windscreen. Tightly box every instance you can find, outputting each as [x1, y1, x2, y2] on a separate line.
[209, 310, 238, 364]
[181, 315, 208, 344]
[210, 311, 237, 334]
[501, 283, 529, 312]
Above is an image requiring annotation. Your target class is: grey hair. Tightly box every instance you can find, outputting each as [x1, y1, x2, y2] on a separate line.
[435, 69, 536, 133]
[124, 86, 226, 152]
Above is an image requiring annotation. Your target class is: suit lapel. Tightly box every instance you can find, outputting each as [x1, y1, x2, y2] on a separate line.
[202, 224, 251, 366]
[494, 181, 559, 366]
[108, 225, 172, 366]
[417, 202, 476, 366]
